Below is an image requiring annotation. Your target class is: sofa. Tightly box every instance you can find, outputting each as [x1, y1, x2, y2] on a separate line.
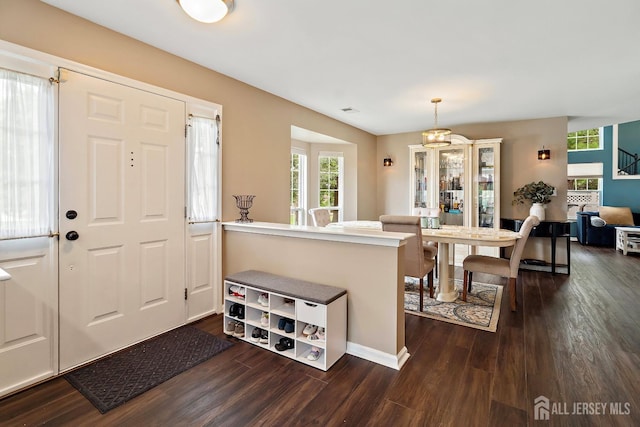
[576, 206, 640, 247]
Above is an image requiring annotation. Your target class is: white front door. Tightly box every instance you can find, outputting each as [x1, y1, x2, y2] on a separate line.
[58, 69, 186, 371]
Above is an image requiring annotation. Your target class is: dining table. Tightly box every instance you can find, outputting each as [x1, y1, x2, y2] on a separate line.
[421, 226, 521, 302]
[327, 221, 522, 302]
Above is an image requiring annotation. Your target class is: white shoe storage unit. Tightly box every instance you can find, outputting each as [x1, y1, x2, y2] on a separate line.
[224, 270, 347, 371]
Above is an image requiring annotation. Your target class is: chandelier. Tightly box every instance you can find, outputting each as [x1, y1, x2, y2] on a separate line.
[421, 98, 452, 148]
[177, 0, 234, 23]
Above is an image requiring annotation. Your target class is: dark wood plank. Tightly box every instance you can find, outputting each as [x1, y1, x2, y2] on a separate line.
[490, 325, 526, 410]
[1, 243, 639, 426]
[487, 399, 527, 426]
[369, 399, 426, 427]
[323, 363, 399, 425]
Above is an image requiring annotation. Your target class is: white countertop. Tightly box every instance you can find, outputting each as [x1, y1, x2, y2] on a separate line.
[222, 221, 413, 247]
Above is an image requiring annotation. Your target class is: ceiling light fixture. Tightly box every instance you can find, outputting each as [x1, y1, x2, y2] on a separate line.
[422, 98, 452, 148]
[177, 0, 234, 23]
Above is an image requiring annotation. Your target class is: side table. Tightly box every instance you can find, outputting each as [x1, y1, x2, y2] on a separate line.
[500, 218, 572, 275]
[615, 227, 640, 255]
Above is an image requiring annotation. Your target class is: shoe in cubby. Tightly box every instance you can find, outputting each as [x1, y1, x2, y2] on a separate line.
[233, 323, 245, 338]
[257, 293, 269, 307]
[275, 337, 294, 352]
[261, 312, 269, 327]
[250, 327, 261, 343]
[277, 317, 295, 334]
[302, 323, 317, 337]
[259, 329, 269, 344]
[228, 284, 245, 299]
[307, 327, 325, 342]
[228, 303, 245, 320]
[284, 319, 294, 333]
[307, 346, 323, 361]
[228, 303, 239, 318]
[224, 320, 236, 336]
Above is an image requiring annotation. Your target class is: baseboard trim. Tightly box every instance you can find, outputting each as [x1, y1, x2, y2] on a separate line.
[346, 342, 410, 370]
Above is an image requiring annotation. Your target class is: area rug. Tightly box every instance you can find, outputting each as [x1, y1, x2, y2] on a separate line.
[65, 325, 233, 413]
[404, 278, 503, 332]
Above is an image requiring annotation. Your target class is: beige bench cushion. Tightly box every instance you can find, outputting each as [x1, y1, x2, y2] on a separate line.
[599, 206, 634, 226]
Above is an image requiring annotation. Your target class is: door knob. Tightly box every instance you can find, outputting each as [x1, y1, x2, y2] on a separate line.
[66, 210, 78, 219]
[65, 231, 79, 241]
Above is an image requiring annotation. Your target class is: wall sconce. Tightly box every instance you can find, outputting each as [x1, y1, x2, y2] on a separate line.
[383, 156, 393, 167]
[538, 147, 550, 160]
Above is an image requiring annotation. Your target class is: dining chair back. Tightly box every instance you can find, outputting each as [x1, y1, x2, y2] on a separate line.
[380, 215, 435, 311]
[309, 208, 332, 227]
[462, 215, 540, 311]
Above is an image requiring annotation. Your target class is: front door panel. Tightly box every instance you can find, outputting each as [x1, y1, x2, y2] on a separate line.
[58, 70, 185, 371]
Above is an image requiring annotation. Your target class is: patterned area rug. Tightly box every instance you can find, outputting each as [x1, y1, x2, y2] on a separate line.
[405, 278, 503, 332]
[65, 325, 233, 413]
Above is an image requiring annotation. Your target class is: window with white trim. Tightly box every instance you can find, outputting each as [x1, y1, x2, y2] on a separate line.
[290, 148, 307, 225]
[567, 178, 601, 191]
[318, 152, 344, 223]
[567, 128, 602, 151]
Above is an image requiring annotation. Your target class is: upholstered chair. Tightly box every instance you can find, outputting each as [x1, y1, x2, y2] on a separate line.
[380, 215, 436, 311]
[462, 215, 540, 311]
[308, 208, 332, 227]
[424, 241, 438, 277]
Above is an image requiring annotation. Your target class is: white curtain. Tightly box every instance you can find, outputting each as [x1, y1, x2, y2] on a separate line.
[0, 69, 54, 239]
[187, 115, 219, 222]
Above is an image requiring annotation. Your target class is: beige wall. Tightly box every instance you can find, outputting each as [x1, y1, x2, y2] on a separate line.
[376, 117, 569, 221]
[0, 0, 377, 223]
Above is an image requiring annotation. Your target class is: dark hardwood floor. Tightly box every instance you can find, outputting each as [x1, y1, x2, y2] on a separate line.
[1, 243, 639, 426]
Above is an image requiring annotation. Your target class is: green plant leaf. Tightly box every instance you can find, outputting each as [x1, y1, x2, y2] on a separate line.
[512, 181, 555, 205]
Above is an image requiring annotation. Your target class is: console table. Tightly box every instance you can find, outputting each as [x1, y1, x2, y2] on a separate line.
[500, 218, 571, 275]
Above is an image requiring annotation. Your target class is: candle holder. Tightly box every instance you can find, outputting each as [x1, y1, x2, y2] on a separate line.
[233, 195, 255, 223]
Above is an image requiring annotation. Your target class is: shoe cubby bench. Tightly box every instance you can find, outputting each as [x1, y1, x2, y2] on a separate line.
[224, 270, 347, 371]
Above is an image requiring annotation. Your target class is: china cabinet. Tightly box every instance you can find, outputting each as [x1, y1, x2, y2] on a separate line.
[410, 135, 502, 261]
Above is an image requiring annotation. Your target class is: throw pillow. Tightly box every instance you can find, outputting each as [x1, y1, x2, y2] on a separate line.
[590, 216, 607, 227]
[599, 206, 634, 226]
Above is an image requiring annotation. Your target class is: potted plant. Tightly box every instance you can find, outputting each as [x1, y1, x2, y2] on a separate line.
[512, 181, 555, 220]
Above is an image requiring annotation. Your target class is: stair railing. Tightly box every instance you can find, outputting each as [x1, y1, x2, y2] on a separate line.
[618, 147, 639, 175]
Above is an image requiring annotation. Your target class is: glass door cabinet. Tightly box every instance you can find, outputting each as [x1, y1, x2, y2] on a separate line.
[438, 146, 467, 226]
[410, 135, 502, 261]
[474, 143, 501, 229]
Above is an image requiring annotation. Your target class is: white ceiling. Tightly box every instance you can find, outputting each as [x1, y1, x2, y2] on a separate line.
[42, 0, 640, 135]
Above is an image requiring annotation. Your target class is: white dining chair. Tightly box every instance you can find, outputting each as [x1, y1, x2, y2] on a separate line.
[309, 208, 332, 227]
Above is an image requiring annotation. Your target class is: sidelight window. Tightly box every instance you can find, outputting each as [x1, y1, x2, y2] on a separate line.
[0, 68, 54, 239]
[186, 114, 220, 223]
